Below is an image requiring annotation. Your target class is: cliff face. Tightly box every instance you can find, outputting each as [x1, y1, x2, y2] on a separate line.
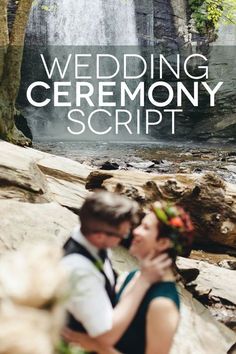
[7, 0, 17, 33]
[193, 25, 236, 142]
[134, 0, 236, 142]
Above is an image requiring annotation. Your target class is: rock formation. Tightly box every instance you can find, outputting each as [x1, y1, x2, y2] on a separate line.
[0, 140, 235, 353]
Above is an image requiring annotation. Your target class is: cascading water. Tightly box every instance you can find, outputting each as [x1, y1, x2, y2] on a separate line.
[25, 0, 141, 141]
[47, 0, 138, 46]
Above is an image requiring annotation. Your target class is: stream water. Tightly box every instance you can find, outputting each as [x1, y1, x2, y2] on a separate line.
[34, 140, 236, 184]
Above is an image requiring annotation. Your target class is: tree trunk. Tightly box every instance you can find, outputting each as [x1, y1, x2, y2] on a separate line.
[0, 0, 33, 146]
[2, 0, 33, 99]
[0, 0, 9, 81]
[87, 170, 236, 249]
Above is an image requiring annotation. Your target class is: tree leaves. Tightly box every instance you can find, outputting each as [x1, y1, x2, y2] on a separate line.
[188, 0, 236, 35]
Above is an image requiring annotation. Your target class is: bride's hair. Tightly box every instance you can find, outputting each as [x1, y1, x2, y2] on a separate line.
[151, 201, 194, 260]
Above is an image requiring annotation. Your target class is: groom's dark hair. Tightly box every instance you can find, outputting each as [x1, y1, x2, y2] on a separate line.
[79, 191, 139, 236]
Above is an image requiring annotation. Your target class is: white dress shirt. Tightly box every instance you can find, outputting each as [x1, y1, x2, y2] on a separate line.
[62, 226, 115, 337]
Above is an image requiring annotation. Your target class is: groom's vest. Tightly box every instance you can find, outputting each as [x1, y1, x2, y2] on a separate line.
[63, 237, 117, 333]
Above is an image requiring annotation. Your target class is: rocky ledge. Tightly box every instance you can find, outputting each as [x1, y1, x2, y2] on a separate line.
[0, 140, 235, 353]
[1, 140, 236, 250]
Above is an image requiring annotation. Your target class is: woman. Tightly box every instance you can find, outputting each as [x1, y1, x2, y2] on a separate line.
[63, 201, 194, 354]
[115, 201, 194, 354]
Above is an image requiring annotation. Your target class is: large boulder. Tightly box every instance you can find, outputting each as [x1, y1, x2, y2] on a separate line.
[177, 257, 236, 305]
[0, 141, 91, 210]
[0, 200, 78, 253]
[0, 141, 47, 202]
[170, 286, 236, 354]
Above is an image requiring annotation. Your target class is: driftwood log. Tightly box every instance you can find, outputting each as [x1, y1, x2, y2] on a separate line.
[87, 170, 236, 249]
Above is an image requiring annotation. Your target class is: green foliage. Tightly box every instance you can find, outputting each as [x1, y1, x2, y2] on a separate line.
[32, 0, 57, 12]
[188, 0, 236, 34]
[56, 340, 89, 354]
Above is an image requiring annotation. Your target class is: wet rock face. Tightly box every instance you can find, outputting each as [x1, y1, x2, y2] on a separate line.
[15, 113, 33, 140]
[134, 0, 180, 46]
[134, 0, 154, 45]
[7, 0, 17, 34]
[134, 1, 236, 142]
[153, 0, 180, 43]
[25, 1, 49, 45]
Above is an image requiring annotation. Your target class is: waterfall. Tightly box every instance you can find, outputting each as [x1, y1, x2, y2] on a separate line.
[26, 0, 139, 46]
[47, 0, 138, 46]
[25, 0, 140, 141]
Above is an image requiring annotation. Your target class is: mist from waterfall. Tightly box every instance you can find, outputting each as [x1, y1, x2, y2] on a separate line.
[25, 0, 140, 141]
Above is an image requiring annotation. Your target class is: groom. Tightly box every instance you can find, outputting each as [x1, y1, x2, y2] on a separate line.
[62, 191, 171, 352]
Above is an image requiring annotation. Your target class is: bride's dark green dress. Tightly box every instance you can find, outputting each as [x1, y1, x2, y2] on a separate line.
[115, 270, 180, 354]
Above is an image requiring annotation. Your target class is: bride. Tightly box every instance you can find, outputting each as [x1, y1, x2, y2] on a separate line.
[115, 201, 194, 354]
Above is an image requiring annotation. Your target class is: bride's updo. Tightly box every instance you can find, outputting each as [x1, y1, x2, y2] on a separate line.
[151, 201, 194, 259]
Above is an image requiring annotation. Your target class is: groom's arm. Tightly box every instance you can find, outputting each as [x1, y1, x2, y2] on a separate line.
[62, 329, 121, 354]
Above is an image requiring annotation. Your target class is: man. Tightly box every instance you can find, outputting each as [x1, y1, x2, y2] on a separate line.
[62, 191, 171, 352]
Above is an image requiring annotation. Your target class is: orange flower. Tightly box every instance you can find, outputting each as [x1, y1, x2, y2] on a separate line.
[169, 217, 184, 228]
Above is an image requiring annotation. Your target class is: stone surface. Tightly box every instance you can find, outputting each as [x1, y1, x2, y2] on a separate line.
[0, 140, 235, 352]
[225, 165, 236, 174]
[177, 257, 236, 305]
[218, 260, 236, 270]
[127, 161, 155, 169]
[0, 141, 91, 210]
[45, 176, 89, 211]
[0, 200, 78, 253]
[100, 161, 120, 170]
[0, 141, 47, 201]
[191, 249, 236, 265]
[170, 286, 236, 354]
[37, 154, 92, 210]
